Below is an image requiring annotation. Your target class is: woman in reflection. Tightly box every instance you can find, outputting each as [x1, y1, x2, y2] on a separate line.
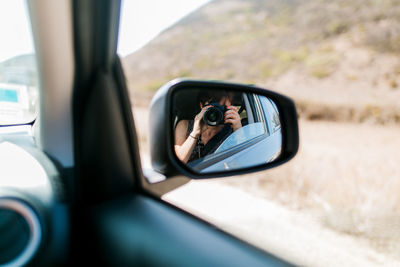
[174, 91, 242, 163]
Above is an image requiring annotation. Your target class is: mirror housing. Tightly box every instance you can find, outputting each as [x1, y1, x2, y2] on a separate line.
[148, 79, 299, 179]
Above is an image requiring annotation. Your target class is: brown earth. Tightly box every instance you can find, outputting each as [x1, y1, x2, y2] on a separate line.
[132, 105, 400, 264]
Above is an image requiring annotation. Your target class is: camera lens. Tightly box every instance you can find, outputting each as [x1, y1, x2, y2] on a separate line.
[208, 111, 218, 121]
[203, 106, 223, 126]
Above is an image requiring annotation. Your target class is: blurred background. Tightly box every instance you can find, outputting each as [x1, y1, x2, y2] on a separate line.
[121, 0, 400, 265]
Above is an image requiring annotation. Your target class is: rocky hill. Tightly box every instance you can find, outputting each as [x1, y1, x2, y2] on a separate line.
[127, 0, 398, 123]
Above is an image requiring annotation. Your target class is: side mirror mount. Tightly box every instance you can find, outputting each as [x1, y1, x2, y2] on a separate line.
[148, 79, 299, 180]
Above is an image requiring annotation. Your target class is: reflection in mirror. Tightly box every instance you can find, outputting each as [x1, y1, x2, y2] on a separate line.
[172, 88, 282, 174]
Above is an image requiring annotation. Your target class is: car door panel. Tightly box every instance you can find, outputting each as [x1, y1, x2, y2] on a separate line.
[93, 194, 291, 267]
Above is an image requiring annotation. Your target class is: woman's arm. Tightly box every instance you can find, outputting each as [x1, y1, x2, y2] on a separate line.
[174, 120, 199, 163]
[174, 107, 209, 163]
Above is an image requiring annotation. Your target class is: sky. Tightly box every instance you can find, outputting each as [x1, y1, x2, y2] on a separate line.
[118, 0, 211, 57]
[0, 0, 33, 62]
[0, 0, 211, 62]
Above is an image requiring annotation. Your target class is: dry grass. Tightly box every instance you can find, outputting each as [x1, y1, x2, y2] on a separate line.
[132, 100, 400, 261]
[220, 119, 400, 260]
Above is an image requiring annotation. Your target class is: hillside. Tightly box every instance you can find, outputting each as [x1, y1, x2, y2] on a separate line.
[122, 0, 400, 124]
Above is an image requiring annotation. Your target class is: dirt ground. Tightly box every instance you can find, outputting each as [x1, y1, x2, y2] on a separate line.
[132, 106, 400, 265]
[220, 119, 400, 261]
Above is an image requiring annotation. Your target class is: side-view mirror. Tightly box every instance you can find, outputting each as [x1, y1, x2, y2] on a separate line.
[148, 79, 299, 179]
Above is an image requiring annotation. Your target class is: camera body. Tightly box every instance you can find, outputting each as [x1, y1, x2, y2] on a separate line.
[203, 102, 228, 126]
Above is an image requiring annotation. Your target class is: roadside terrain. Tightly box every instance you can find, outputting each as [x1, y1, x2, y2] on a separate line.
[164, 180, 399, 267]
[124, 0, 400, 265]
[133, 106, 400, 266]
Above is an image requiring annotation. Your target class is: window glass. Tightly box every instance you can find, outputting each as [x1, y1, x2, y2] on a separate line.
[214, 122, 265, 153]
[0, 0, 38, 125]
[119, 0, 400, 265]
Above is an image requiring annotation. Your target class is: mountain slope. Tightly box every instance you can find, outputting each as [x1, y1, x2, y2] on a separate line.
[122, 0, 400, 124]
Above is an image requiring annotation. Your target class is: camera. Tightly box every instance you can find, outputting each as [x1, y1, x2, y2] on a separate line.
[203, 102, 228, 126]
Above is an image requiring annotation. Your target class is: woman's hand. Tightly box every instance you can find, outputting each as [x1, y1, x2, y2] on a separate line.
[225, 106, 242, 131]
[191, 106, 210, 137]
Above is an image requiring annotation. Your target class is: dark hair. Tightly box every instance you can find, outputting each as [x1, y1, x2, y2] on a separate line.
[197, 91, 232, 106]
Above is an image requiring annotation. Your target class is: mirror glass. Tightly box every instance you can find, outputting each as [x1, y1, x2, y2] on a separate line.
[172, 88, 282, 174]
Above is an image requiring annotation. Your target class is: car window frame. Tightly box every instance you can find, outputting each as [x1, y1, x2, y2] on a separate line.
[248, 93, 270, 135]
[242, 92, 255, 124]
[259, 95, 281, 134]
